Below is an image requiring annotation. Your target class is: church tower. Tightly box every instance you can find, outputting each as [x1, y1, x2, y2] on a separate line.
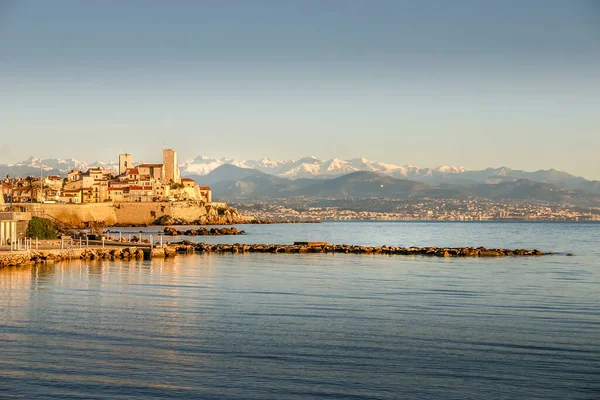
[119, 153, 132, 175]
[163, 149, 181, 184]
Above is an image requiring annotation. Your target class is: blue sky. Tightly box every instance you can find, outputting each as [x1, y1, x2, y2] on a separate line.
[1, 0, 599, 178]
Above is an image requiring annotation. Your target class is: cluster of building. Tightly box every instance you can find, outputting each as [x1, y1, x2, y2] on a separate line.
[1, 149, 212, 204]
[233, 198, 600, 221]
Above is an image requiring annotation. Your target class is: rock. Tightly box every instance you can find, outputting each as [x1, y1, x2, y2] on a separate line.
[164, 247, 177, 257]
[479, 250, 501, 257]
[150, 248, 166, 259]
[110, 249, 122, 258]
[163, 226, 243, 236]
[154, 215, 175, 225]
[163, 227, 179, 236]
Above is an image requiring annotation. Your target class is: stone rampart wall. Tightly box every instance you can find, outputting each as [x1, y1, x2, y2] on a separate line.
[11, 201, 242, 227]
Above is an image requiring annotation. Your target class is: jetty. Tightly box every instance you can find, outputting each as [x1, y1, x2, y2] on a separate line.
[1, 241, 553, 267]
[176, 243, 548, 257]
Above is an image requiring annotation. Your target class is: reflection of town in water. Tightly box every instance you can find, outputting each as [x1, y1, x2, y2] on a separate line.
[0, 257, 222, 391]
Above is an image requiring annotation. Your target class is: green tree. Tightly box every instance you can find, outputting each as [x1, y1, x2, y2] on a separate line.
[26, 216, 59, 239]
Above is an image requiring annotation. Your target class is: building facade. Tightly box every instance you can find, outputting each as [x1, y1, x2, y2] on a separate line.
[137, 163, 165, 182]
[163, 149, 181, 184]
[119, 153, 133, 175]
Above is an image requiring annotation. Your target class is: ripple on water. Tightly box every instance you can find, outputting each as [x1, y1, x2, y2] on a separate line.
[1, 222, 599, 399]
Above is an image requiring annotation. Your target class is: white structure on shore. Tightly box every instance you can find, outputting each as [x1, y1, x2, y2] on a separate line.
[0, 212, 31, 246]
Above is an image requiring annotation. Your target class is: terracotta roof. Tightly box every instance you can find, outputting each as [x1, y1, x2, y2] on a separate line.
[125, 168, 140, 175]
[181, 178, 195, 182]
[137, 163, 164, 168]
[198, 186, 211, 190]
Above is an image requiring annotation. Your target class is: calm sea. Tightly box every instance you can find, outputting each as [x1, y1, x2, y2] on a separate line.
[1, 222, 599, 399]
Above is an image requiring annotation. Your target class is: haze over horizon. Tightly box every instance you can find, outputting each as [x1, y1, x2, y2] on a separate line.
[1, 1, 599, 178]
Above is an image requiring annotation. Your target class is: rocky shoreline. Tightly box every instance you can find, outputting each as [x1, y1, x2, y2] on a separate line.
[174, 243, 549, 257]
[1, 242, 555, 267]
[108, 219, 321, 228]
[162, 227, 245, 236]
[243, 219, 321, 224]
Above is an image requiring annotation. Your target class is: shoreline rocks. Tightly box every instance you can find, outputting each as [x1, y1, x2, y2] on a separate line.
[0, 243, 554, 268]
[151, 216, 320, 226]
[162, 226, 244, 236]
[174, 243, 547, 257]
[245, 219, 321, 224]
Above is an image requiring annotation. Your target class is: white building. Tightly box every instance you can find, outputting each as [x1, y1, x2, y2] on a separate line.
[0, 212, 31, 246]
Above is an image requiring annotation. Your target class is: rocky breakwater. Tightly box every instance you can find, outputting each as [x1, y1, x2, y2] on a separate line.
[0, 243, 553, 268]
[0, 246, 181, 266]
[0, 252, 34, 267]
[153, 205, 253, 226]
[25, 248, 149, 264]
[162, 226, 245, 236]
[170, 243, 549, 258]
[3, 246, 169, 267]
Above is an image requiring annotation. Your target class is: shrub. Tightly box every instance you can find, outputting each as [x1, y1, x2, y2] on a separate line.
[26, 217, 59, 239]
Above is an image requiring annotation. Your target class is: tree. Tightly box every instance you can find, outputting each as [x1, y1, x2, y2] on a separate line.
[26, 216, 59, 239]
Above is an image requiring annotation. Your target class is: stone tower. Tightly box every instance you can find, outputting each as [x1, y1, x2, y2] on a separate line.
[163, 149, 181, 184]
[119, 153, 132, 175]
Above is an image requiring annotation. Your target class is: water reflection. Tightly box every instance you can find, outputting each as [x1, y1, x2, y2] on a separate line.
[1, 223, 599, 399]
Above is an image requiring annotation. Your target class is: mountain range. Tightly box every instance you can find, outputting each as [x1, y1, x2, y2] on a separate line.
[187, 165, 600, 206]
[1, 155, 599, 195]
[181, 155, 471, 180]
[181, 156, 600, 194]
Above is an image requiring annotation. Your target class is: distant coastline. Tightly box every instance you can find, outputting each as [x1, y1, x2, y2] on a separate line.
[317, 219, 600, 223]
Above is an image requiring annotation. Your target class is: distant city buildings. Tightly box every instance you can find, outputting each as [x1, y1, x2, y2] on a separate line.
[1, 148, 212, 205]
[232, 198, 600, 222]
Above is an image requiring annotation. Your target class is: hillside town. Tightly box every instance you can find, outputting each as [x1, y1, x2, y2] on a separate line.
[232, 197, 600, 222]
[1, 149, 212, 205]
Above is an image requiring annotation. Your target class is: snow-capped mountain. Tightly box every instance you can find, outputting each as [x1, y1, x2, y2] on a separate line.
[178, 155, 470, 180]
[0, 157, 118, 177]
[11, 157, 91, 172]
[177, 156, 600, 194]
[0, 155, 471, 181]
[2, 155, 598, 194]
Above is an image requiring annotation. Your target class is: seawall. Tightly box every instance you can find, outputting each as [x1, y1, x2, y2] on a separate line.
[1, 243, 555, 268]
[0, 247, 148, 266]
[11, 202, 254, 227]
